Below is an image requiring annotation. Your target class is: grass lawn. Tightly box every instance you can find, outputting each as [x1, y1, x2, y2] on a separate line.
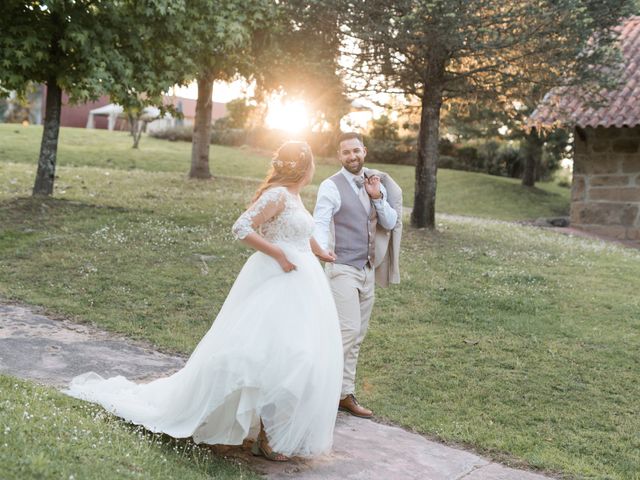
[0, 375, 258, 479]
[0, 124, 570, 221]
[1, 127, 639, 479]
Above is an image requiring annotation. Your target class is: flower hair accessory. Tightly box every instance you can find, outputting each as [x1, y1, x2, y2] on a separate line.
[271, 158, 297, 168]
[271, 144, 310, 169]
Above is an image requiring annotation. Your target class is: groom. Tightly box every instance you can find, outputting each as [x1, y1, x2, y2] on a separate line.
[314, 132, 401, 418]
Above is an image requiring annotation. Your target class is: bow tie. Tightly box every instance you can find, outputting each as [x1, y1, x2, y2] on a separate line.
[353, 176, 365, 189]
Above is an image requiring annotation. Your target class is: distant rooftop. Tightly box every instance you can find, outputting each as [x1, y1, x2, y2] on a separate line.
[530, 16, 640, 129]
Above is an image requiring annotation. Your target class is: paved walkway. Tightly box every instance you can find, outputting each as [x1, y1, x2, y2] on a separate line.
[436, 212, 640, 250]
[544, 225, 640, 249]
[0, 303, 555, 480]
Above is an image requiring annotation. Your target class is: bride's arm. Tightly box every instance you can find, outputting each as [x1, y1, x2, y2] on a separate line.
[242, 232, 296, 272]
[232, 189, 297, 272]
[310, 237, 336, 263]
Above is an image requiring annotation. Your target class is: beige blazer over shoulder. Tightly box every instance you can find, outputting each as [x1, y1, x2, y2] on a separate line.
[364, 168, 403, 288]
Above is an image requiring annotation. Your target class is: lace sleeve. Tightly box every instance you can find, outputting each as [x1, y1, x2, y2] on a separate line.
[232, 187, 287, 240]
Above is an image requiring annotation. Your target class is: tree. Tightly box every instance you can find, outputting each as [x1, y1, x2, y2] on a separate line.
[180, 0, 277, 179]
[338, 0, 631, 228]
[250, 0, 349, 152]
[106, 1, 192, 149]
[369, 114, 400, 141]
[442, 97, 570, 183]
[220, 98, 255, 129]
[0, 1, 191, 195]
[184, 0, 349, 178]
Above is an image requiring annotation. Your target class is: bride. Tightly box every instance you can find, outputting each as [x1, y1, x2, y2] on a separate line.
[65, 141, 343, 461]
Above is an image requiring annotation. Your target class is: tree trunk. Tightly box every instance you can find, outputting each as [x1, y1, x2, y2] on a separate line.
[128, 113, 136, 136]
[190, 75, 213, 179]
[521, 128, 542, 187]
[132, 125, 143, 149]
[33, 78, 62, 196]
[411, 81, 443, 229]
[128, 113, 143, 149]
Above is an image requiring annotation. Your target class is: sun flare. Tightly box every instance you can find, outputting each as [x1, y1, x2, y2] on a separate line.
[265, 99, 309, 133]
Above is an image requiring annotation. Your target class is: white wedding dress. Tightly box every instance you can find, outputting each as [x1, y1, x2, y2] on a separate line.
[65, 186, 343, 456]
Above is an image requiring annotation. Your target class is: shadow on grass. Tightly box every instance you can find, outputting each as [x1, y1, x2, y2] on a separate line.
[0, 197, 149, 227]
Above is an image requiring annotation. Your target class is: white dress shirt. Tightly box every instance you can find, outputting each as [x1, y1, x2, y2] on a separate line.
[313, 168, 399, 251]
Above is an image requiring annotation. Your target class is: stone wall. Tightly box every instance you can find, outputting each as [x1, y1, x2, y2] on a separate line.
[571, 126, 640, 240]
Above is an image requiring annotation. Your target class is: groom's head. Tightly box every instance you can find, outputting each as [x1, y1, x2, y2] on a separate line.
[337, 132, 367, 175]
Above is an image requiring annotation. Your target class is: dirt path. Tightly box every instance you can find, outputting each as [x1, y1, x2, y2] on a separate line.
[0, 303, 554, 479]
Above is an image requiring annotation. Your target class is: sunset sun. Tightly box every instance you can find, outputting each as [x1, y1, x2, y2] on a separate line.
[265, 99, 309, 133]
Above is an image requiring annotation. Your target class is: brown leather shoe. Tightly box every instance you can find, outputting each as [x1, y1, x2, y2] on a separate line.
[339, 394, 373, 418]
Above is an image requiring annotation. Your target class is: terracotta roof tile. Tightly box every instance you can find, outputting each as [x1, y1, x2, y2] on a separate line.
[530, 16, 640, 128]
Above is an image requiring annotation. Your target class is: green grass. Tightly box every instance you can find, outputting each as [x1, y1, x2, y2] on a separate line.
[1, 127, 638, 479]
[364, 221, 640, 479]
[0, 124, 570, 221]
[0, 375, 258, 479]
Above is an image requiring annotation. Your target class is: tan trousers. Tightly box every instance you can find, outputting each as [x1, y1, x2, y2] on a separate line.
[326, 263, 375, 397]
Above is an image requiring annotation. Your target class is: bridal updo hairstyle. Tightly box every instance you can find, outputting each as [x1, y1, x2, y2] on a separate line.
[252, 141, 314, 202]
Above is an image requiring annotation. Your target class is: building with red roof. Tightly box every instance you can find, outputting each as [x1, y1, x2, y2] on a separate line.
[531, 16, 640, 241]
[37, 85, 227, 130]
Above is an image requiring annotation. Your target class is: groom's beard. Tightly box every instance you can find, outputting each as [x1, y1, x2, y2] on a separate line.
[343, 158, 364, 174]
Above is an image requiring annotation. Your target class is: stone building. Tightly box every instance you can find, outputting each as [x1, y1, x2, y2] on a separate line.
[531, 16, 640, 241]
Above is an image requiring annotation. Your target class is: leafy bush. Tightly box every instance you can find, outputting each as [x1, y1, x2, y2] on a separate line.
[444, 140, 524, 178]
[149, 125, 556, 181]
[210, 127, 247, 146]
[245, 127, 336, 156]
[150, 125, 337, 156]
[149, 125, 246, 146]
[495, 144, 523, 178]
[149, 125, 193, 142]
[125, 91, 569, 182]
[223, 98, 255, 129]
[435, 155, 458, 169]
[362, 137, 414, 165]
[369, 114, 400, 141]
[438, 138, 456, 156]
[456, 145, 480, 170]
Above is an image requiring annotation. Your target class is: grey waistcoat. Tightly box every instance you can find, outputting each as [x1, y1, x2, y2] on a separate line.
[330, 173, 378, 269]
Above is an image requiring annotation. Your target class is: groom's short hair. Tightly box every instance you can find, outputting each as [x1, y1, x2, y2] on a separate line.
[337, 132, 364, 149]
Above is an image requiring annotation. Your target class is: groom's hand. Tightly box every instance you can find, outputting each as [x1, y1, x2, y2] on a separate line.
[365, 175, 382, 200]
